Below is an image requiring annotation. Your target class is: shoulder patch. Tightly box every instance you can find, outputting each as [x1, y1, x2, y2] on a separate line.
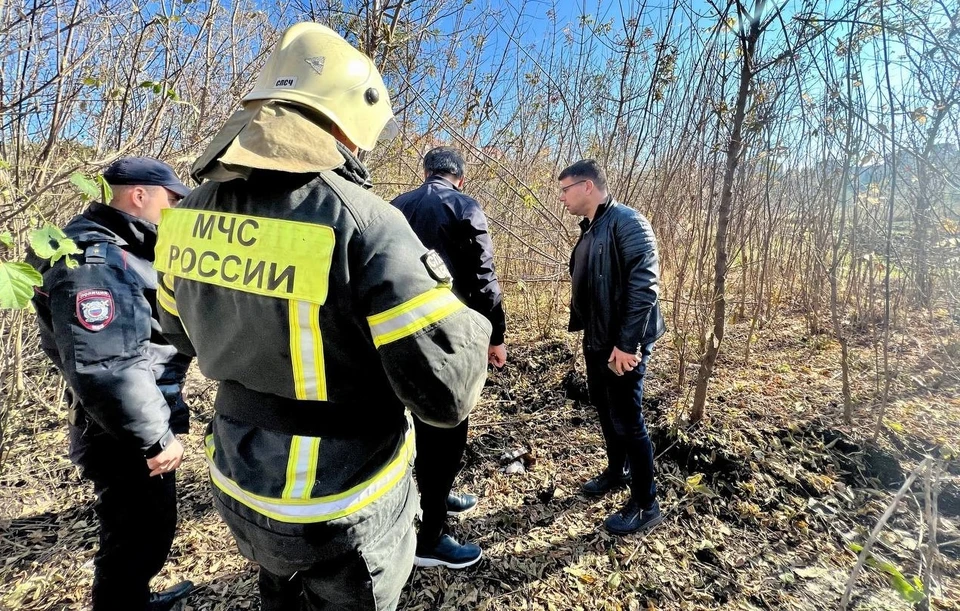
[83, 243, 107, 264]
[76, 289, 115, 331]
[422, 250, 452, 285]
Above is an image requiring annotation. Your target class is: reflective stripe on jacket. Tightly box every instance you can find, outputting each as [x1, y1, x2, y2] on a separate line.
[391, 175, 506, 345]
[157, 158, 491, 523]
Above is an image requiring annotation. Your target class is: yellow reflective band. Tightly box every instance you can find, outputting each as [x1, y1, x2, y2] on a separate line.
[204, 429, 414, 523]
[289, 300, 326, 400]
[282, 436, 302, 498]
[303, 437, 321, 500]
[157, 284, 179, 317]
[155, 209, 335, 304]
[367, 287, 465, 348]
[281, 436, 321, 499]
[161, 273, 175, 292]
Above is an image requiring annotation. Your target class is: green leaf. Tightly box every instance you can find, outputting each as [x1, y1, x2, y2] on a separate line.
[606, 571, 622, 589]
[30, 225, 81, 264]
[70, 172, 100, 201]
[848, 543, 925, 603]
[888, 573, 924, 603]
[0, 231, 12, 249]
[82, 76, 101, 87]
[0, 261, 42, 309]
[96, 175, 113, 203]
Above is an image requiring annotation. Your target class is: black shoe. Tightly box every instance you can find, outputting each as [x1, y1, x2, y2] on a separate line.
[147, 580, 194, 611]
[414, 534, 482, 569]
[446, 491, 478, 516]
[580, 469, 630, 497]
[604, 500, 663, 535]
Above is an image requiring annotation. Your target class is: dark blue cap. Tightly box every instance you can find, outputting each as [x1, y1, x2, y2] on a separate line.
[103, 157, 191, 198]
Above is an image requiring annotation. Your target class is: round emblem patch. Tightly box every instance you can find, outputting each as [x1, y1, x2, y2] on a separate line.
[422, 250, 452, 284]
[76, 289, 115, 331]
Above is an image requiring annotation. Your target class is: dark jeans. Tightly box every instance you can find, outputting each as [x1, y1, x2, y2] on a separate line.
[214, 468, 417, 611]
[69, 422, 178, 611]
[413, 415, 469, 546]
[584, 343, 657, 508]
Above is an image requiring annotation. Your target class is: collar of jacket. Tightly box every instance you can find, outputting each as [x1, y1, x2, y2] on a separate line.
[78, 202, 158, 260]
[191, 100, 349, 183]
[335, 142, 373, 189]
[579, 195, 615, 233]
[425, 174, 461, 192]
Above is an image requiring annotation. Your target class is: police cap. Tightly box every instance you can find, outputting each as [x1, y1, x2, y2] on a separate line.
[103, 157, 191, 198]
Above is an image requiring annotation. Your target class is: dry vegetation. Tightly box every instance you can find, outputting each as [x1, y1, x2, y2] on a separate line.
[2, 0, 959, 610]
[1, 302, 958, 610]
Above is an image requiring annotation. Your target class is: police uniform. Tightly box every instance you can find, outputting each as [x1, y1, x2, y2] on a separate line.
[155, 22, 492, 611]
[30, 201, 191, 610]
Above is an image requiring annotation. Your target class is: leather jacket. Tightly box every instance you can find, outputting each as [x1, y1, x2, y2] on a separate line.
[569, 198, 666, 354]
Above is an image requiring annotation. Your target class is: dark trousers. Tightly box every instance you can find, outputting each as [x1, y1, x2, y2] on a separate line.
[69, 422, 178, 611]
[413, 415, 469, 546]
[214, 470, 417, 611]
[584, 343, 657, 508]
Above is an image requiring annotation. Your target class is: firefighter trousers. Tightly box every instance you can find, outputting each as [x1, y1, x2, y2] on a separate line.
[213, 466, 418, 611]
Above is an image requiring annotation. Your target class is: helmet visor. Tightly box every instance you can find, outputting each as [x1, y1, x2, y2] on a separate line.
[377, 117, 400, 144]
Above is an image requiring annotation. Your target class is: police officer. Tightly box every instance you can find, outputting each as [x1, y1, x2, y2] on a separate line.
[29, 157, 194, 611]
[154, 23, 491, 611]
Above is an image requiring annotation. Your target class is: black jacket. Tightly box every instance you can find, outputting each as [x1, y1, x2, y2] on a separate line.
[569, 199, 666, 354]
[29, 203, 191, 456]
[391, 175, 506, 345]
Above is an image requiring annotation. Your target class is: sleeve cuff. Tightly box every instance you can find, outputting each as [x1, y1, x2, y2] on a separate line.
[142, 428, 176, 458]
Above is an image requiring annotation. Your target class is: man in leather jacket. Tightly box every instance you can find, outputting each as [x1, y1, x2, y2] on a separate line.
[561, 159, 666, 535]
[28, 157, 194, 610]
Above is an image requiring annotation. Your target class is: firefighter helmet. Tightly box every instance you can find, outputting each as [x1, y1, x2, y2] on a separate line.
[243, 22, 397, 151]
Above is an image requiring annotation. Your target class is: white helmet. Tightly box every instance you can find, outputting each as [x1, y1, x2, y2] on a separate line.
[243, 22, 397, 151]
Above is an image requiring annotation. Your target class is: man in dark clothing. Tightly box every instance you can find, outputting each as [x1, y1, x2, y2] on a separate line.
[28, 157, 194, 610]
[560, 159, 666, 535]
[391, 146, 507, 568]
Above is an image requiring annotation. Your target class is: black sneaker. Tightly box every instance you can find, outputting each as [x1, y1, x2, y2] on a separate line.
[604, 499, 663, 535]
[580, 469, 631, 497]
[446, 492, 478, 516]
[414, 534, 482, 569]
[147, 580, 194, 611]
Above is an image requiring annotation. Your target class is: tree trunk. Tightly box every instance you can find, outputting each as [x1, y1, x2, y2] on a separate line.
[691, 2, 763, 423]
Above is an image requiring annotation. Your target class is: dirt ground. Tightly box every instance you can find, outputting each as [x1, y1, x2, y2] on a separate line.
[1, 308, 958, 611]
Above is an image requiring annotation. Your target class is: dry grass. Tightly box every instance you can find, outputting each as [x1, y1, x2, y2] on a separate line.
[1, 307, 958, 611]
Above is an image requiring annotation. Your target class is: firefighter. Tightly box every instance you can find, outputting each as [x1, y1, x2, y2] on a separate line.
[28, 157, 195, 611]
[154, 23, 492, 611]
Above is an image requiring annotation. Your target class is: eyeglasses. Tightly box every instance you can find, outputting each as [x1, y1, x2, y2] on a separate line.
[559, 179, 588, 194]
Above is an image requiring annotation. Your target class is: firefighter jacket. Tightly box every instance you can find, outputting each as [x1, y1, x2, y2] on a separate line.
[155, 146, 492, 524]
[391, 175, 506, 345]
[29, 203, 191, 456]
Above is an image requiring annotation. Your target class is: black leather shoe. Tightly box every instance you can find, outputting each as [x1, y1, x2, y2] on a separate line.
[580, 469, 630, 497]
[604, 500, 663, 535]
[446, 491, 478, 515]
[147, 580, 194, 611]
[414, 534, 482, 569]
